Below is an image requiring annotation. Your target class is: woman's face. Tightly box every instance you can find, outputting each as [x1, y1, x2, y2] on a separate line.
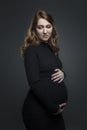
[36, 18, 53, 42]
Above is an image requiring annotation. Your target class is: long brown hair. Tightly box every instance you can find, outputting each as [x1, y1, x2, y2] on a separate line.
[20, 10, 60, 57]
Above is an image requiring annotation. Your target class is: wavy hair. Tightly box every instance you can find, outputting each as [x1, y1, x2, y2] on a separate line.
[20, 10, 60, 57]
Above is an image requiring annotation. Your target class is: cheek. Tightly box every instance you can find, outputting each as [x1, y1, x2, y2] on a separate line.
[49, 28, 53, 34]
[36, 30, 42, 36]
[49, 30, 53, 36]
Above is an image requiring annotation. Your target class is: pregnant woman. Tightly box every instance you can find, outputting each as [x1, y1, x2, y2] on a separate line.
[20, 10, 68, 130]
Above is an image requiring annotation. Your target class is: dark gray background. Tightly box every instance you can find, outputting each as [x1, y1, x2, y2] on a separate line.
[0, 0, 87, 129]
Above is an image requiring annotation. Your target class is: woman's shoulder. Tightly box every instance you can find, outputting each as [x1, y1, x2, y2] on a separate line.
[25, 45, 37, 51]
[26, 43, 42, 51]
[25, 43, 44, 57]
[26, 45, 36, 49]
[24, 45, 39, 57]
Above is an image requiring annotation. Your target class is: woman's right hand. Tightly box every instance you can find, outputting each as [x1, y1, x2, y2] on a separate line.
[53, 102, 67, 115]
[58, 102, 67, 113]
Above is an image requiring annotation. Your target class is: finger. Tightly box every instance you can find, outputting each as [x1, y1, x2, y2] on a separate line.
[57, 71, 63, 76]
[51, 75, 59, 79]
[51, 78, 57, 82]
[60, 102, 67, 106]
[53, 109, 62, 115]
[51, 75, 59, 80]
[54, 69, 60, 71]
[60, 104, 66, 109]
[51, 69, 60, 77]
[52, 77, 61, 82]
[51, 72, 59, 77]
[59, 102, 67, 107]
[51, 74, 58, 79]
[58, 73, 64, 80]
[58, 78, 63, 83]
[51, 75, 63, 82]
[59, 103, 67, 107]
[51, 73, 62, 79]
[58, 108, 64, 113]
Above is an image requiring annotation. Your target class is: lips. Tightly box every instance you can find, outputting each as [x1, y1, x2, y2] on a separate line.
[43, 35, 49, 38]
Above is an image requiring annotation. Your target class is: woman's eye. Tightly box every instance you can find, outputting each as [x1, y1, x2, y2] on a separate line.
[37, 26, 43, 29]
[46, 25, 52, 28]
[37, 25, 52, 30]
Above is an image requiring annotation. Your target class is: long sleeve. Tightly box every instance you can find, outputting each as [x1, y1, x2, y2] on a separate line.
[24, 46, 60, 113]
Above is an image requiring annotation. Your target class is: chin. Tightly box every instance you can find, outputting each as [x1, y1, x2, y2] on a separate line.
[42, 40, 48, 43]
[42, 38, 49, 42]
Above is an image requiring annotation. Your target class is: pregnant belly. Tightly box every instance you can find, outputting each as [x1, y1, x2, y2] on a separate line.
[40, 72, 68, 105]
[53, 81, 68, 104]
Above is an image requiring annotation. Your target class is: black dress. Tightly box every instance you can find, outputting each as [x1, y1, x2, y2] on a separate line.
[22, 42, 68, 130]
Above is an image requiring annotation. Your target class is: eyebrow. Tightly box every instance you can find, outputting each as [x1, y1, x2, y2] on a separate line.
[37, 24, 52, 26]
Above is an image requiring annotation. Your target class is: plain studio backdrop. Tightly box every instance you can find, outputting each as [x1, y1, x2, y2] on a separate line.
[0, 0, 87, 129]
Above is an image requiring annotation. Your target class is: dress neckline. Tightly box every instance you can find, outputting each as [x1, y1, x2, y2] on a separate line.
[40, 42, 50, 48]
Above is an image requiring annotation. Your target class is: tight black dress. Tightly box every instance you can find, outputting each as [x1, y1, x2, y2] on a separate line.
[22, 42, 68, 130]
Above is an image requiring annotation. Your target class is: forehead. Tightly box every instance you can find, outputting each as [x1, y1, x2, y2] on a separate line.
[37, 18, 51, 25]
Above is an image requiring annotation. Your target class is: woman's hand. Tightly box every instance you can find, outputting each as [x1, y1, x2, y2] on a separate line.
[58, 102, 67, 113]
[51, 69, 64, 83]
[53, 102, 67, 115]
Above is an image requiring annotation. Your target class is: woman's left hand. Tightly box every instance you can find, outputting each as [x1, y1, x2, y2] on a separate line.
[51, 69, 64, 83]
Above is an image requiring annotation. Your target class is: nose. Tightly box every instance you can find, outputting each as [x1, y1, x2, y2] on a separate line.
[43, 28, 47, 34]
